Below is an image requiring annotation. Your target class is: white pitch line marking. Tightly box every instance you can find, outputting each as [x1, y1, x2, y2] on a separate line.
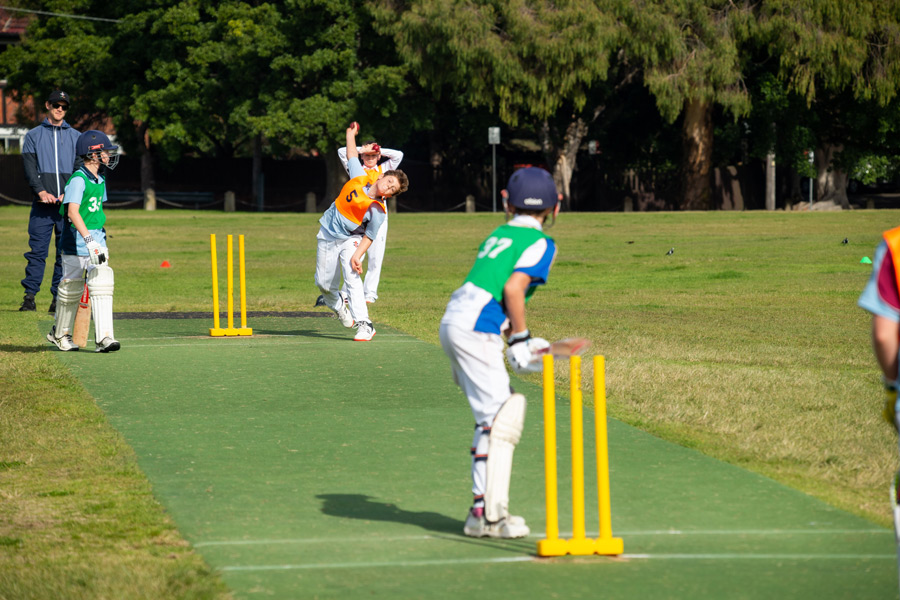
[220, 556, 534, 572]
[196, 535, 435, 548]
[196, 528, 890, 548]
[615, 528, 890, 536]
[218, 552, 895, 573]
[121, 335, 414, 348]
[622, 553, 895, 560]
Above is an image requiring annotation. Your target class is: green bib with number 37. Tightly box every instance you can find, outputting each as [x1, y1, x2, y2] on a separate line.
[63, 170, 106, 231]
[464, 223, 549, 303]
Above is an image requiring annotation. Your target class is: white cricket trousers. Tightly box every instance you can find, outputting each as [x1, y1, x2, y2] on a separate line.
[315, 228, 369, 324]
[341, 213, 387, 302]
[439, 322, 512, 501]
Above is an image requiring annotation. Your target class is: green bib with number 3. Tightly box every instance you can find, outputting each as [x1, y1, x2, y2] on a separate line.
[63, 170, 106, 231]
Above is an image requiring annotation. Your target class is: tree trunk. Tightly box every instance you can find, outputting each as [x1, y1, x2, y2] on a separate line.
[539, 118, 588, 211]
[252, 133, 263, 211]
[784, 169, 802, 210]
[790, 170, 802, 201]
[765, 123, 776, 211]
[324, 150, 348, 211]
[681, 98, 713, 210]
[138, 123, 156, 211]
[814, 143, 849, 209]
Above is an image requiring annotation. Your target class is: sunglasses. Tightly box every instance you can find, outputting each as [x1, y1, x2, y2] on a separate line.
[51, 103, 69, 111]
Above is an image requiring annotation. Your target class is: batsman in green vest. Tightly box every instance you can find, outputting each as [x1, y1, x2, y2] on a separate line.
[439, 167, 562, 539]
[47, 130, 121, 353]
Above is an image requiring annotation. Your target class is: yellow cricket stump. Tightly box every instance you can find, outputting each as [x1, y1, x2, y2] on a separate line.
[537, 354, 623, 557]
[209, 234, 253, 337]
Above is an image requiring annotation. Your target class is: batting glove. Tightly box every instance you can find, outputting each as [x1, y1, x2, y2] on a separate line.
[84, 235, 107, 266]
[883, 378, 899, 431]
[506, 330, 551, 374]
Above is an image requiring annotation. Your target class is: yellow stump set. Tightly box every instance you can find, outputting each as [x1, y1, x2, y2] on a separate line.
[537, 354, 623, 557]
[209, 234, 252, 337]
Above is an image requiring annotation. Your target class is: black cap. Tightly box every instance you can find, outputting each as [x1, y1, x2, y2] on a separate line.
[47, 90, 70, 105]
[506, 167, 558, 210]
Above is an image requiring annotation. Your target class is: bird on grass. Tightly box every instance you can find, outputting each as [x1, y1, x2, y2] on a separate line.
[842, 238, 849, 244]
[666, 247, 675, 256]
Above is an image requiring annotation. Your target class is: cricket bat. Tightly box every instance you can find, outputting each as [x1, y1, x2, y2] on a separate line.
[72, 284, 90, 348]
[540, 337, 591, 357]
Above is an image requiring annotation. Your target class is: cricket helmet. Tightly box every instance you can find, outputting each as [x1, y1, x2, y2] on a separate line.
[76, 130, 119, 170]
[505, 167, 558, 210]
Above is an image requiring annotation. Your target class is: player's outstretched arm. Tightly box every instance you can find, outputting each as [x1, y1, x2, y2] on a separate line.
[872, 315, 900, 428]
[874, 315, 900, 382]
[502, 272, 550, 373]
[351, 236, 374, 274]
[503, 272, 531, 336]
[346, 122, 360, 161]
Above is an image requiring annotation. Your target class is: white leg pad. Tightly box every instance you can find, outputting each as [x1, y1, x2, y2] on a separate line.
[892, 472, 900, 543]
[54, 278, 84, 336]
[87, 265, 115, 343]
[485, 393, 526, 523]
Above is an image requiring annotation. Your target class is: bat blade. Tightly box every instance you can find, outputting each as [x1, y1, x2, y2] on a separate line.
[542, 337, 591, 357]
[72, 284, 90, 348]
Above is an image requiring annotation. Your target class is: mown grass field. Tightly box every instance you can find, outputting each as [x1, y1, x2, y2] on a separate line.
[0, 205, 896, 598]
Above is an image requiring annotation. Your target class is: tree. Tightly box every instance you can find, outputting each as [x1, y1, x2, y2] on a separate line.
[619, 0, 754, 209]
[256, 0, 422, 204]
[374, 0, 624, 207]
[0, 1, 121, 133]
[118, 0, 416, 207]
[754, 0, 900, 208]
[1, 0, 417, 209]
[616, 0, 900, 210]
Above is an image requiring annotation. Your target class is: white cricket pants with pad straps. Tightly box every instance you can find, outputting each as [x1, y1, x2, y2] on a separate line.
[58, 254, 114, 342]
[439, 322, 512, 500]
[315, 228, 370, 323]
[55, 255, 91, 337]
[341, 214, 387, 302]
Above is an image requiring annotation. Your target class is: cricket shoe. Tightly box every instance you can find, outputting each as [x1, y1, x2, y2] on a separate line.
[353, 320, 376, 342]
[46, 326, 78, 352]
[314, 294, 327, 307]
[332, 303, 355, 328]
[95, 337, 121, 353]
[463, 507, 529, 539]
[19, 294, 36, 311]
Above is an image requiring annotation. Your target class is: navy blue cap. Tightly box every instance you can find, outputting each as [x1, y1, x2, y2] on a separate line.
[506, 167, 558, 210]
[47, 90, 70, 104]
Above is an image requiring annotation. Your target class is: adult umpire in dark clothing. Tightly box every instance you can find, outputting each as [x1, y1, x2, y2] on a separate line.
[20, 90, 80, 312]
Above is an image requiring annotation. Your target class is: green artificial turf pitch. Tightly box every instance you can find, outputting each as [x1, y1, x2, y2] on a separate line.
[52, 316, 896, 599]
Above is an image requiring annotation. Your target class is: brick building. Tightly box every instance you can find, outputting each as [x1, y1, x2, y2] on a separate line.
[0, 7, 30, 153]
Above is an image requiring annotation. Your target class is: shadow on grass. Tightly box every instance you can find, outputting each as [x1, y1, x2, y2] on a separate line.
[315, 493, 533, 554]
[317, 493, 461, 534]
[0, 344, 52, 353]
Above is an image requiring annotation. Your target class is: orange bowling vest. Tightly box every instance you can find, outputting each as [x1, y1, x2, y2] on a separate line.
[335, 175, 386, 225]
[885, 226, 900, 295]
